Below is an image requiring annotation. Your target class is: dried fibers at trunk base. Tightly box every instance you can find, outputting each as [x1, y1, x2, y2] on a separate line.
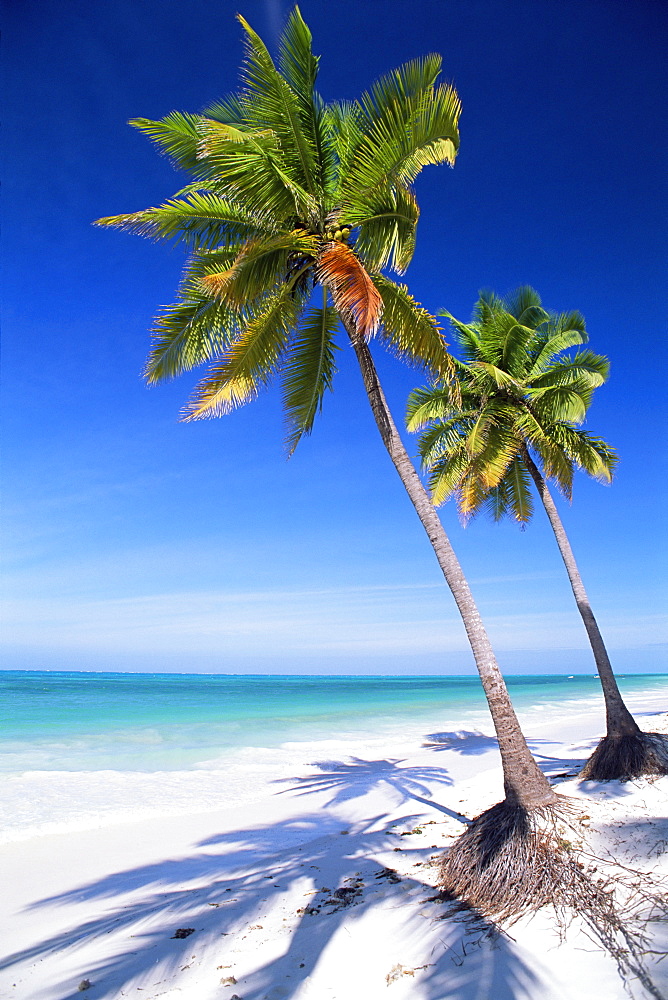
[580, 732, 668, 781]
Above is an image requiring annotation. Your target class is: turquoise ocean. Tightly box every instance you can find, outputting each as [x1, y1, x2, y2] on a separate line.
[1, 671, 667, 843]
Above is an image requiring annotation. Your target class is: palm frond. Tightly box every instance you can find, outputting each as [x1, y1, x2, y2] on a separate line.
[465, 403, 500, 458]
[373, 276, 451, 377]
[144, 250, 246, 383]
[517, 412, 575, 498]
[415, 413, 476, 467]
[549, 425, 617, 482]
[527, 325, 589, 378]
[276, 6, 333, 195]
[502, 286, 543, 322]
[324, 101, 363, 189]
[128, 113, 204, 172]
[525, 385, 589, 424]
[282, 303, 340, 455]
[474, 422, 522, 489]
[236, 14, 321, 199]
[342, 184, 419, 273]
[530, 350, 609, 390]
[181, 289, 299, 420]
[468, 360, 522, 393]
[194, 122, 319, 220]
[277, 7, 319, 105]
[202, 94, 246, 125]
[342, 61, 460, 197]
[497, 455, 534, 524]
[315, 242, 382, 339]
[146, 295, 238, 384]
[201, 231, 317, 307]
[406, 384, 458, 432]
[94, 191, 278, 249]
[427, 446, 472, 507]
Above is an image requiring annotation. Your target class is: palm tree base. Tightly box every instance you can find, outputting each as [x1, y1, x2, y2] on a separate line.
[438, 797, 580, 923]
[437, 796, 666, 997]
[579, 732, 668, 781]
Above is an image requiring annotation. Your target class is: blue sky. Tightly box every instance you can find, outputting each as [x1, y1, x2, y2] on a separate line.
[2, 0, 666, 674]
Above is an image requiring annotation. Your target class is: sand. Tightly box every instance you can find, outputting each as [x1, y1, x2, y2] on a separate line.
[0, 700, 666, 1000]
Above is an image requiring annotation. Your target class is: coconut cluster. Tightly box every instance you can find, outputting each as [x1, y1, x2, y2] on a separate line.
[326, 226, 351, 242]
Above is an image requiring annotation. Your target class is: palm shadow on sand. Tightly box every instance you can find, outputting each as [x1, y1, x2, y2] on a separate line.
[423, 730, 594, 779]
[273, 756, 470, 823]
[3, 803, 545, 1000]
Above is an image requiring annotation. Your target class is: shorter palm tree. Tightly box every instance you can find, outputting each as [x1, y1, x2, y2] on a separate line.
[407, 287, 668, 780]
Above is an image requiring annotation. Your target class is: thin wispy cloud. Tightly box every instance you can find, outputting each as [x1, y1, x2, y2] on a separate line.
[3, 586, 665, 661]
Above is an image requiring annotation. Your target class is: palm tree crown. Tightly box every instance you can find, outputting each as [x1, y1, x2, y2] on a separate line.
[96, 7, 461, 447]
[407, 286, 617, 520]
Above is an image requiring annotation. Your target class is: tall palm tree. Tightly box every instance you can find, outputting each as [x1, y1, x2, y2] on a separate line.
[407, 287, 668, 780]
[96, 8, 563, 909]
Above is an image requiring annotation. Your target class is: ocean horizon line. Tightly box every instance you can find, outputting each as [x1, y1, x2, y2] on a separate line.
[2, 667, 667, 679]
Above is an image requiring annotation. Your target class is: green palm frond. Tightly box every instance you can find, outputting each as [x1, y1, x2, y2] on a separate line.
[406, 385, 458, 432]
[277, 7, 319, 107]
[439, 312, 483, 362]
[479, 483, 512, 522]
[465, 399, 515, 458]
[530, 350, 609, 390]
[344, 185, 420, 273]
[282, 302, 340, 455]
[549, 425, 618, 482]
[415, 414, 476, 467]
[202, 94, 246, 124]
[457, 463, 496, 520]
[182, 289, 300, 420]
[502, 286, 544, 323]
[145, 250, 244, 382]
[526, 324, 589, 378]
[277, 7, 332, 195]
[324, 101, 363, 189]
[474, 423, 522, 490]
[500, 323, 535, 377]
[341, 58, 460, 200]
[201, 231, 318, 307]
[373, 276, 451, 377]
[194, 122, 319, 220]
[525, 384, 590, 424]
[236, 14, 320, 199]
[427, 446, 473, 507]
[467, 360, 522, 393]
[516, 410, 575, 497]
[146, 295, 238, 384]
[94, 191, 278, 249]
[496, 456, 534, 524]
[367, 54, 444, 105]
[128, 113, 204, 173]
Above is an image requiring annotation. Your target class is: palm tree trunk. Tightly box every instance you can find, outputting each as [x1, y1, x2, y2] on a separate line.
[522, 448, 639, 738]
[347, 328, 556, 809]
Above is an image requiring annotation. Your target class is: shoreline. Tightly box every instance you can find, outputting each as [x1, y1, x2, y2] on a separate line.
[1, 692, 667, 999]
[2, 682, 666, 847]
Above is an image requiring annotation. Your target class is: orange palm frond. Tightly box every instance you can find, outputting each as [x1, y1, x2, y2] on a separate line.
[315, 242, 382, 339]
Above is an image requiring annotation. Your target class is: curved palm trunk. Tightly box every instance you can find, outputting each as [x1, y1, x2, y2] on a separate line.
[347, 326, 556, 810]
[522, 448, 639, 738]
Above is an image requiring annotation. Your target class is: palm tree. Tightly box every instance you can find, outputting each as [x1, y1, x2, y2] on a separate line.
[95, 8, 570, 916]
[407, 287, 668, 780]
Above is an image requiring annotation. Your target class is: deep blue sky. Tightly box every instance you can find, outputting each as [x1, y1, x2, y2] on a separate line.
[2, 0, 666, 673]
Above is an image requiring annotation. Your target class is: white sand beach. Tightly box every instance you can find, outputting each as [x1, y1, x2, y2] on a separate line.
[1, 698, 667, 1000]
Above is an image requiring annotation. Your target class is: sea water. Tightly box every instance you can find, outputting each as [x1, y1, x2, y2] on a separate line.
[1, 671, 666, 842]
